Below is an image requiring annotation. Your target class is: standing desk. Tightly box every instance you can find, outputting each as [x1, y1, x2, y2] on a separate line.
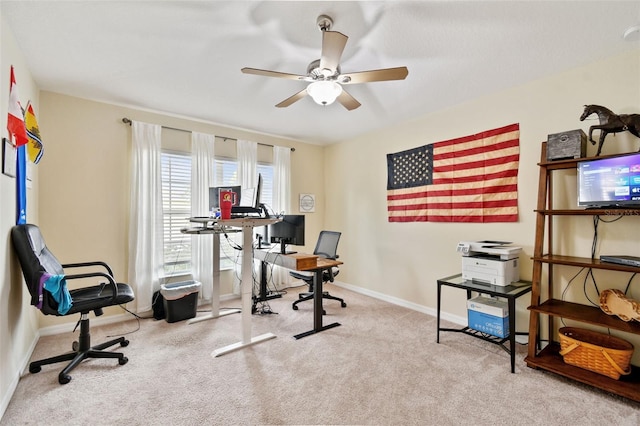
[182, 217, 279, 357]
[254, 250, 343, 339]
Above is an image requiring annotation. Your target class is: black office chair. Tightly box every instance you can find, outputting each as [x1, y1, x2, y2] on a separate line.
[11, 224, 135, 384]
[291, 230, 346, 313]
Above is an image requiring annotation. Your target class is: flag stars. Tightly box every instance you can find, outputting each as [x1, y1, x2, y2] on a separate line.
[391, 149, 430, 186]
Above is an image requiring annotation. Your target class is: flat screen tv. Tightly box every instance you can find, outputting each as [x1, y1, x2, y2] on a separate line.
[269, 215, 305, 254]
[577, 151, 640, 208]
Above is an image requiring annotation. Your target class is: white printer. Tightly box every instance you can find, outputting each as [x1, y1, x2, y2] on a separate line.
[456, 240, 522, 286]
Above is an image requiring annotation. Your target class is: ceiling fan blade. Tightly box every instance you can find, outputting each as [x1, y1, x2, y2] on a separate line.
[341, 67, 409, 84]
[241, 67, 306, 81]
[275, 88, 308, 108]
[337, 89, 361, 111]
[319, 31, 348, 74]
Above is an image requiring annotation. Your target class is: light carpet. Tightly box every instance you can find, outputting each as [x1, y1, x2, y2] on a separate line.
[2, 285, 639, 425]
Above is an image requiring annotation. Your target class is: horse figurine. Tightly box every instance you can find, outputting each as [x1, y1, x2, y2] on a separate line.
[579, 104, 640, 156]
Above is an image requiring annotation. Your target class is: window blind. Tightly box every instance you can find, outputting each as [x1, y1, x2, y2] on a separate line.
[161, 151, 192, 276]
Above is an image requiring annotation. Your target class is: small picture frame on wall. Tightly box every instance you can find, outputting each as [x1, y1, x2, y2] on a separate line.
[2, 138, 16, 178]
[299, 193, 315, 213]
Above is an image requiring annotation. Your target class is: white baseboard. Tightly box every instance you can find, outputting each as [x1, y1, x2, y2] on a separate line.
[332, 280, 467, 327]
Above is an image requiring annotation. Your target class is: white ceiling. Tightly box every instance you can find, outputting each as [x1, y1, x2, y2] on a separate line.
[2, 1, 640, 145]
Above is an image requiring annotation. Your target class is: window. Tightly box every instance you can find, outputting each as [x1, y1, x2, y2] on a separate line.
[161, 151, 192, 277]
[161, 152, 274, 276]
[213, 158, 273, 210]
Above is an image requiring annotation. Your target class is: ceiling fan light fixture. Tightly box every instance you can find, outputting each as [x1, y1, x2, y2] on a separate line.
[623, 24, 640, 41]
[307, 81, 342, 106]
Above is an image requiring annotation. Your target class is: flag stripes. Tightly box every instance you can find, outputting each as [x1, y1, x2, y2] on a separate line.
[7, 65, 29, 147]
[387, 123, 520, 223]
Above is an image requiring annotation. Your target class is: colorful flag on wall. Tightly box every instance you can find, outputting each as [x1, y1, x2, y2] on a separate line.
[25, 102, 44, 163]
[7, 65, 29, 147]
[386, 123, 520, 223]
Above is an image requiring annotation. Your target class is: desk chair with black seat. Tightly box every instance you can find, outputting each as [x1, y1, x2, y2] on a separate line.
[291, 230, 346, 313]
[11, 224, 135, 384]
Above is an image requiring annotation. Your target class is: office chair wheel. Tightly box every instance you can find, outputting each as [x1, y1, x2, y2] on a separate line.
[292, 305, 299, 310]
[59, 374, 71, 385]
[341, 302, 347, 308]
[72, 341, 79, 351]
[29, 364, 41, 374]
[119, 356, 128, 365]
[120, 339, 130, 347]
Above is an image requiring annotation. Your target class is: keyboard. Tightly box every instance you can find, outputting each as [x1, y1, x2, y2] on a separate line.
[231, 206, 262, 214]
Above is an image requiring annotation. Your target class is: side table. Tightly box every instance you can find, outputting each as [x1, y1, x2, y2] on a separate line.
[436, 273, 532, 373]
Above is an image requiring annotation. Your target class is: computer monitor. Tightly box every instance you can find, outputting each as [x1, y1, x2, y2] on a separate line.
[239, 173, 263, 209]
[232, 173, 265, 215]
[269, 215, 305, 254]
[256, 173, 263, 209]
[209, 185, 241, 213]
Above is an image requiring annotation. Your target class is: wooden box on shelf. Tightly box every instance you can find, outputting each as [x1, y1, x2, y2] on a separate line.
[546, 129, 586, 160]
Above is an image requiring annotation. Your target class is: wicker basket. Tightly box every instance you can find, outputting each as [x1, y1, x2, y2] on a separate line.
[559, 327, 634, 380]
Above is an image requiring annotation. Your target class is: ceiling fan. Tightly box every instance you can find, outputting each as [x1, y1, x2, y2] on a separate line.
[241, 15, 409, 111]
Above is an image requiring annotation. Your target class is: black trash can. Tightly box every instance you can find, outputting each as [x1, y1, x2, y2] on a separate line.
[160, 281, 201, 323]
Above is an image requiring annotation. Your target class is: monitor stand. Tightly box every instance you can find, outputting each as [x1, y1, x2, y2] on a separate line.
[256, 235, 271, 249]
[279, 240, 296, 255]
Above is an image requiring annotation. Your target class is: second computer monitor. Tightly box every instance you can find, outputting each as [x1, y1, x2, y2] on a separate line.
[209, 185, 241, 212]
[269, 215, 305, 254]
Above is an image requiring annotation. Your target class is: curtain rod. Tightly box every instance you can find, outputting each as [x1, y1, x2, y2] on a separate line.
[122, 118, 294, 151]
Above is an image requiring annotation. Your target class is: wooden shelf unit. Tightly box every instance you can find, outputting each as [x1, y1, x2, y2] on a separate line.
[526, 142, 640, 402]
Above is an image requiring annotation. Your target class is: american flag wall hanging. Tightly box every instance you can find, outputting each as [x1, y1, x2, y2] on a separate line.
[386, 123, 520, 223]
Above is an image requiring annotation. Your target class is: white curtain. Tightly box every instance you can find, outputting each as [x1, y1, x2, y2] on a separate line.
[235, 139, 258, 293]
[191, 132, 215, 301]
[128, 121, 163, 313]
[272, 145, 292, 288]
[272, 146, 291, 215]
[237, 139, 258, 189]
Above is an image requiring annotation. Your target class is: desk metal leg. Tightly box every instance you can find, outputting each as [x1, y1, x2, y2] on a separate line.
[436, 283, 442, 343]
[189, 233, 240, 324]
[508, 296, 516, 373]
[293, 268, 341, 339]
[212, 227, 276, 357]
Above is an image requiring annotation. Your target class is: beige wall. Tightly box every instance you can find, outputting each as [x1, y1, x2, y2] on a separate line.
[1, 10, 40, 417]
[326, 48, 640, 362]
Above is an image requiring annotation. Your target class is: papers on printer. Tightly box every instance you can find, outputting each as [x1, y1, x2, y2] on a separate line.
[456, 241, 522, 286]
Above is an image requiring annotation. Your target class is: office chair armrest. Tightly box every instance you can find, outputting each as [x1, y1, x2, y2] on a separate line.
[63, 271, 119, 303]
[62, 261, 114, 277]
[327, 266, 339, 282]
[315, 252, 339, 260]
